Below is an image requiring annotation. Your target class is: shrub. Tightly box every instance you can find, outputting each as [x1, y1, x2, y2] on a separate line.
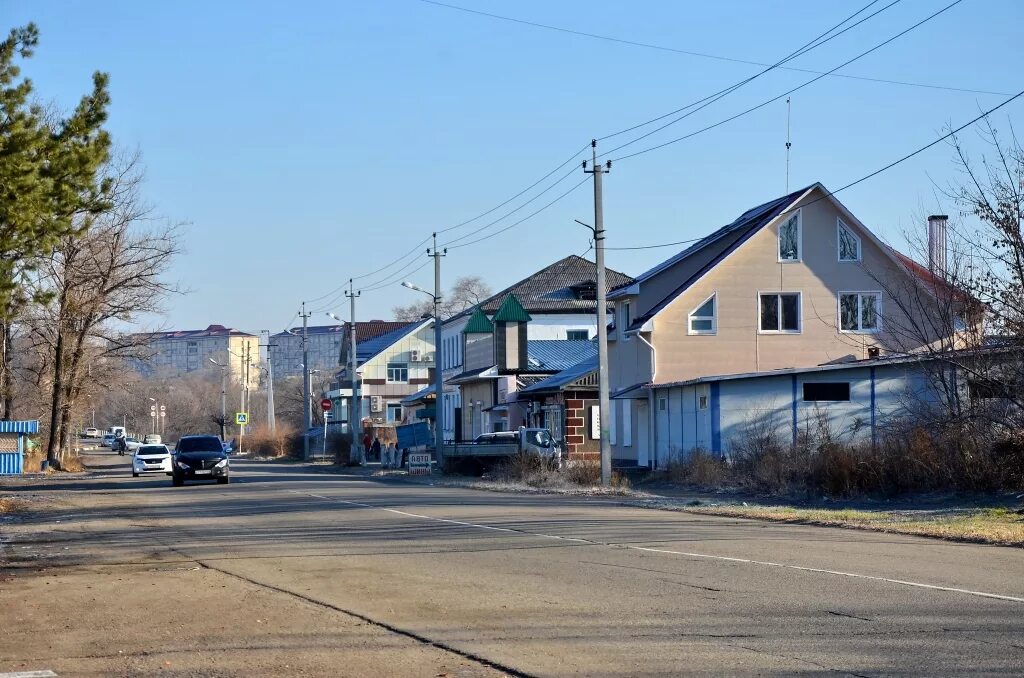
[244, 425, 294, 458]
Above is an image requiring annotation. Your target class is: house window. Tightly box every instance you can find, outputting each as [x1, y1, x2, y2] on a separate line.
[778, 211, 801, 261]
[386, 362, 408, 383]
[658, 397, 667, 411]
[621, 302, 631, 336]
[837, 219, 861, 262]
[698, 394, 708, 410]
[803, 382, 851, 402]
[386, 403, 402, 422]
[839, 293, 880, 333]
[759, 293, 801, 333]
[688, 293, 717, 335]
[187, 341, 198, 354]
[567, 330, 589, 341]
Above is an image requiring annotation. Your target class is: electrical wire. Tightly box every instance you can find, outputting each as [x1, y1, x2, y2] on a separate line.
[598, 0, 898, 142]
[608, 0, 964, 163]
[446, 176, 592, 251]
[605, 88, 1024, 251]
[418, 0, 1009, 97]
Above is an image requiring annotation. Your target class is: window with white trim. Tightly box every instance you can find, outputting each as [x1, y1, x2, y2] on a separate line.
[688, 293, 716, 335]
[386, 402, 402, 422]
[566, 330, 589, 341]
[759, 293, 801, 333]
[778, 211, 801, 261]
[839, 293, 880, 332]
[386, 362, 409, 383]
[837, 219, 861, 262]
[620, 302, 631, 336]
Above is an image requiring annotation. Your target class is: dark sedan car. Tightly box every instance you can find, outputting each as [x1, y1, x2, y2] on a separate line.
[172, 435, 230, 486]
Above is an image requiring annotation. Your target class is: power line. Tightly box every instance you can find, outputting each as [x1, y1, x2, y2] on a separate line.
[418, 0, 1009, 97]
[446, 176, 592, 250]
[608, 0, 964, 163]
[606, 88, 1024, 251]
[436, 3, 887, 254]
[598, 0, 900, 143]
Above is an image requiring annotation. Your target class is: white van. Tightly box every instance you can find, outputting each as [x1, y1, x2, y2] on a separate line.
[102, 426, 127, 448]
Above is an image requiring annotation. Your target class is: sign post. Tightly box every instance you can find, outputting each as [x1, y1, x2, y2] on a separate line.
[320, 399, 332, 459]
[235, 412, 248, 455]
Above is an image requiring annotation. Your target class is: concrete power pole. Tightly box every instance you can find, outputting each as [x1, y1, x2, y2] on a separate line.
[584, 139, 612, 486]
[300, 302, 312, 459]
[344, 281, 360, 448]
[261, 331, 277, 434]
[429, 234, 446, 473]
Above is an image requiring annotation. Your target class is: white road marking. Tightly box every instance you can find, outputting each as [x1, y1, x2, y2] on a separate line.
[0, 671, 59, 678]
[284, 489, 1024, 604]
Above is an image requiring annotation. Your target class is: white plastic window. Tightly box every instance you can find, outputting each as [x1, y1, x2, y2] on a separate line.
[688, 293, 716, 335]
[778, 212, 801, 261]
[839, 293, 880, 332]
[838, 219, 861, 262]
[759, 293, 801, 333]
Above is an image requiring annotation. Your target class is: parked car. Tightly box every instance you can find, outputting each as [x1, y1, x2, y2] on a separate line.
[143, 434, 162, 445]
[172, 435, 230, 486]
[83, 427, 100, 438]
[133, 445, 172, 477]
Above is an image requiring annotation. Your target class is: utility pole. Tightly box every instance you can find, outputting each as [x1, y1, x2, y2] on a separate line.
[261, 331, 277, 434]
[344, 281, 361, 453]
[300, 302, 312, 459]
[584, 139, 612, 486]
[429, 234, 446, 472]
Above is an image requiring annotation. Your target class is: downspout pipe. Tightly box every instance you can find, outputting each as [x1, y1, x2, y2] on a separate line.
[635, 330, 657, 470]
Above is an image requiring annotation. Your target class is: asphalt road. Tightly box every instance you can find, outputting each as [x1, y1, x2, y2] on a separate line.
[3, 452, 1024, 677]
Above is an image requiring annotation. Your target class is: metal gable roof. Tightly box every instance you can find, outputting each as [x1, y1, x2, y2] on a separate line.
[447, 255, 632, 324]
[525, 340, 598, 372]
[520, 355, 598, 394]
[354, 319, 430, 364]
[610, 185, 813, 303]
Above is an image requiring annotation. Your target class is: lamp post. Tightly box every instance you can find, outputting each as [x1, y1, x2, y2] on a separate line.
[401, 280, 443, 471]
[209, 358, 228, 441]
[148, 397, 158, 435]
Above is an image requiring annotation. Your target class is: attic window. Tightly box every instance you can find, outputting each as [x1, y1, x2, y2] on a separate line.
[778, 211, 801, 261]
[687, 293, 716, 335]
[838, 219, 861, 262]
[571, 282, 597, 301]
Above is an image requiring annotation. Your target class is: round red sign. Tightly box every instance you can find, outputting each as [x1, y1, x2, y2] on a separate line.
[320, 398, 332, 412]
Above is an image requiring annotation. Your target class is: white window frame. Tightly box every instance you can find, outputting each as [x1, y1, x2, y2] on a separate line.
[837, 218, 861, 262]
[777, 209, 802, 263]
[620, 302, 631, 340]
[757, 291, 802, 334]
[385, 402, 403, 422]
[566, 329, 589, 341]
[687, 292, 717, 335]
[838, 291, 882, 334]
[386, 361, 409, 383]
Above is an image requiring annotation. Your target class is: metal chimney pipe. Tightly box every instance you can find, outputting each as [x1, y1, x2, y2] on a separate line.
[927, 214, 948, 277]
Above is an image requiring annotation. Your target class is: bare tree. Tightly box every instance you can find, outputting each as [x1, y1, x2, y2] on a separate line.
[24, 155, 180, 467]
[392, 275, 491, 321]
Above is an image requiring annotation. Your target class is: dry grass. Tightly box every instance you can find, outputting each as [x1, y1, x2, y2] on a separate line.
[19, 446, 83, 473]
[244, 425, 295, 458]
[0, 497, 25, 514]
[683, 504, 1024, 547]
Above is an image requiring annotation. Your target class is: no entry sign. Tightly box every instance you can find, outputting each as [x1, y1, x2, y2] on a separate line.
[320, 398, 332, 412]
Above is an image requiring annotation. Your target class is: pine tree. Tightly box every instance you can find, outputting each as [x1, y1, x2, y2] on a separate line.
[0, 23, 112, 418]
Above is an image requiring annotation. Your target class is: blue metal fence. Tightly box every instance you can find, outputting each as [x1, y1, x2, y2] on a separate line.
[0, 452, 23, 475]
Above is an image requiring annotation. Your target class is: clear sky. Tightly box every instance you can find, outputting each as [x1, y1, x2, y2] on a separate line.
[7, 0, 1023, 333]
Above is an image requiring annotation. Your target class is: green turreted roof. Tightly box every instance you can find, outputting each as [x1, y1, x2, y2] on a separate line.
[462, 307, 494, 334]
[492, 294, 532, 323]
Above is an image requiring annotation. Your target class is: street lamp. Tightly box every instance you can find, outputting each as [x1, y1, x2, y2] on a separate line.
[209, 358, 228, 441]
[401, 280, 443, 471]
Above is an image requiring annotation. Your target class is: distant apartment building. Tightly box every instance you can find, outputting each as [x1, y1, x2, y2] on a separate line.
[269, 321, 408, 380]
[133, 325, 260, 387]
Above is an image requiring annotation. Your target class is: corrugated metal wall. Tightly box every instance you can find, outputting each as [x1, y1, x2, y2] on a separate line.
[0, 452, 23, 475]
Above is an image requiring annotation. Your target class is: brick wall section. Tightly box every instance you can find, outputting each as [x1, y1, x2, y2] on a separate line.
[563, 392, 599, 461]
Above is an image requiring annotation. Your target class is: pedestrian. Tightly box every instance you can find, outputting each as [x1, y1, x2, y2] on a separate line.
[361, 431, 371, 466]
[370, 436, 381, 462]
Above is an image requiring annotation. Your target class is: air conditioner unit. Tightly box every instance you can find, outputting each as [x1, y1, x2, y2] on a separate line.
[410, 349, 421, 362]
[370, 396, 383, 412]
[422, 352, 433, 363]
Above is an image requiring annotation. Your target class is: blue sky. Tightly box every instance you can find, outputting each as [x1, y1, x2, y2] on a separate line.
[7, 0, 1023, 332]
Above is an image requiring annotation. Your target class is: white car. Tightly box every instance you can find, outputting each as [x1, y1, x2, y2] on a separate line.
[101, 433, 115, 448]
[133, 445, 172, 477]
[83, 427, 100, 438]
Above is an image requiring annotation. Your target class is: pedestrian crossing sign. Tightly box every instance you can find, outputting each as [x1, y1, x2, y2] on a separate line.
[235, 412, 248, 425]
